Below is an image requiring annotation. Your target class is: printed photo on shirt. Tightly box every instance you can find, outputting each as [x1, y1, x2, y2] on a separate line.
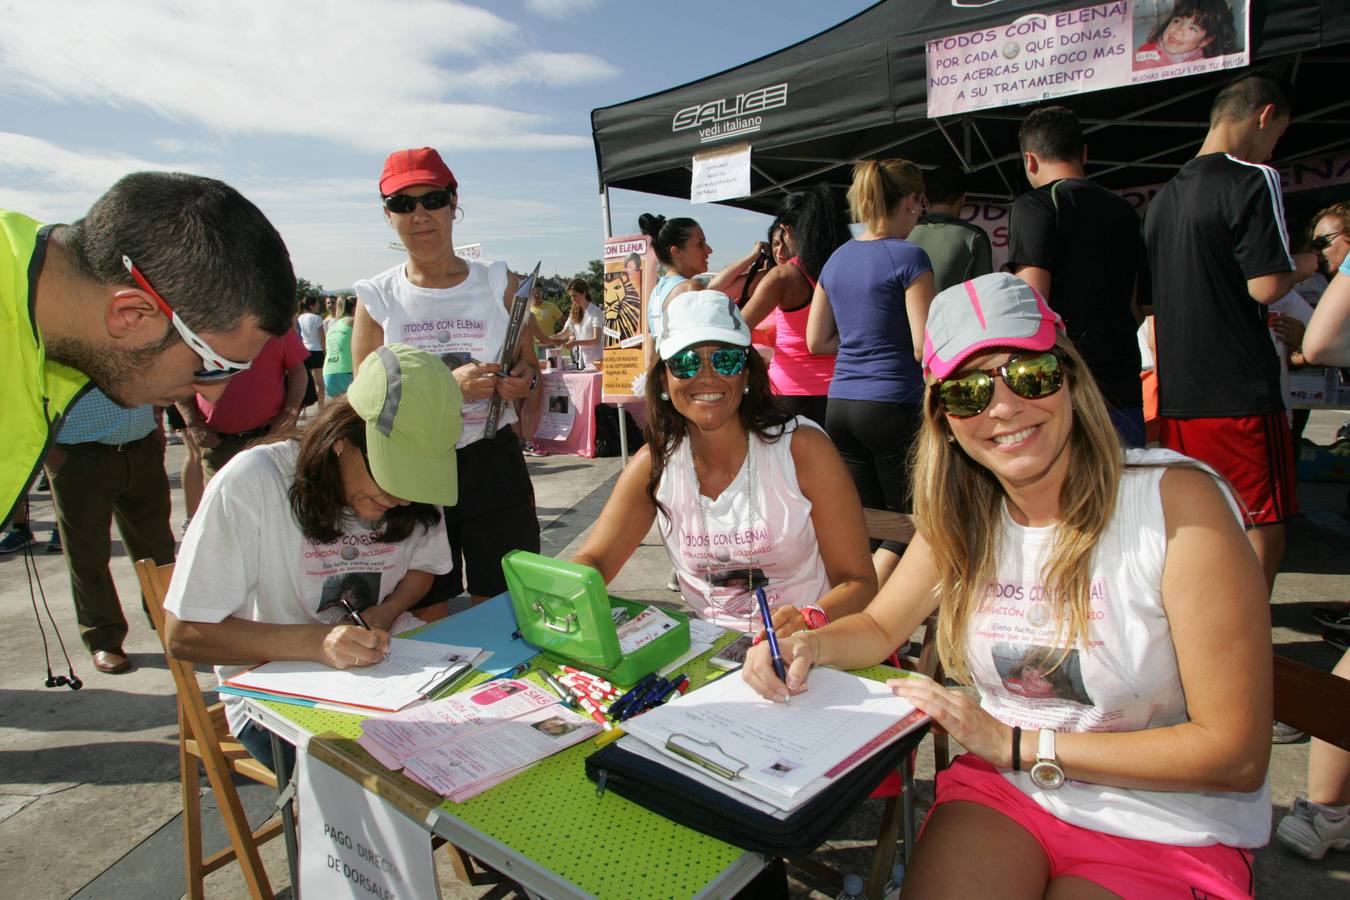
[990, 643, 1094, 707]
[317, 571, 381, 619]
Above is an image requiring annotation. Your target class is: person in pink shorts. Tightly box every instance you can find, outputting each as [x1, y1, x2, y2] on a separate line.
[745, 274, 1273, 898]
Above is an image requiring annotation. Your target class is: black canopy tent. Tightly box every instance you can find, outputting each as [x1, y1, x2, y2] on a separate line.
[590, 0, 1350, 218]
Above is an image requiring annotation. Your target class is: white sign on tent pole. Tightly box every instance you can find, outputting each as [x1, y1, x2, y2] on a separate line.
[691, 143, 751, 204]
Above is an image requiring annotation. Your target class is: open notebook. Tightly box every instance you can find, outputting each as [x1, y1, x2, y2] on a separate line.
[223, 641, 482, 713]
[621, 667, 929, 813]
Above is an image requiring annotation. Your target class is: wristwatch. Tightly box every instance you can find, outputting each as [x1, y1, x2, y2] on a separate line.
[1030, 728, 1065, 789]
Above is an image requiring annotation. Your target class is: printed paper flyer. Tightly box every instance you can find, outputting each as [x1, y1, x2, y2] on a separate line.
[602, 235, 652, 398]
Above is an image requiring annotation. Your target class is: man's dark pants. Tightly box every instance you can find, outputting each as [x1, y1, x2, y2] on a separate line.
[49, 434, 177, 653]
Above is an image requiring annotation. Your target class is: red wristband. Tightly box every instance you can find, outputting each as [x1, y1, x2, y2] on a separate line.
[800, 605, 829, 630]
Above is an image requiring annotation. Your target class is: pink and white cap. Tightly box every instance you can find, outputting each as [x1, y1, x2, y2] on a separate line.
[922, 273, 1064, 380]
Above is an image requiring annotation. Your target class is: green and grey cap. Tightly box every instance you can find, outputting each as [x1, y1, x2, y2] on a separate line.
[346, 343, 461, 506]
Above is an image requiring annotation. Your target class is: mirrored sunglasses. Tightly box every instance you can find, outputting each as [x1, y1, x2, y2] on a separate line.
[382, 189, 454, 214]
[934, 351, 1064, 418]
[666, 346, 749, 380]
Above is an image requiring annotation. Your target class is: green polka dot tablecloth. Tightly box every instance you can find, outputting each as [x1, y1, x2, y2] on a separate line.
[264, 632, 907, 899]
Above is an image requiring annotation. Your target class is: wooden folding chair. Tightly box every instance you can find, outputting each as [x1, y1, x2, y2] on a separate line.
[1272, 654, 1350, 751]
[136, 559, 284, 900]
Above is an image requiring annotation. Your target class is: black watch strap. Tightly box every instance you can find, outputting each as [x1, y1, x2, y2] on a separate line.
[1011, 726, 1022, 772]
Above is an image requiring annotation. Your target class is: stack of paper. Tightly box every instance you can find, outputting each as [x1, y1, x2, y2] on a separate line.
[358, 679, 600, 801]
[221, 642, 487, 714]
[621, 667, 929, 813]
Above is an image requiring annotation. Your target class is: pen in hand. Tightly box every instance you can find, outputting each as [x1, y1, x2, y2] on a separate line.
[338, 595, 370, 629]
[754, 587, 789, 705]
[337, 595, 389, 659]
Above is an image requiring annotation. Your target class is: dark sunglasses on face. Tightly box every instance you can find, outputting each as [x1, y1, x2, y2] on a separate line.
[934, 351, 1065, 418]
[665, 346, 749, 380]
[382, 189, 454, 214]
[1312, 231, 1344, 252]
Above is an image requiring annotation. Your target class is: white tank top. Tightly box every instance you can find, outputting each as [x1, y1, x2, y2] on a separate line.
[355, 259, 514, 447]
[656, 417, 832, 631]
[969, 447, 1270, 847]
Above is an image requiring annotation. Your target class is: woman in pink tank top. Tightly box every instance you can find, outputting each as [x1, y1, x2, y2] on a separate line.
[740, 185, 852, 428]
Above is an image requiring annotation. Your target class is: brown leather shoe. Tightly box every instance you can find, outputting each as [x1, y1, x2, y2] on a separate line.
[92, 649, 131, 674]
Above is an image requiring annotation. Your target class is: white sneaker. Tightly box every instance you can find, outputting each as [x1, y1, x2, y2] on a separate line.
[1275, 797, 1350, 860]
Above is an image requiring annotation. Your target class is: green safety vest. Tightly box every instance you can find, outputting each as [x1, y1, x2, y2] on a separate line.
[1, 210, 90, 528]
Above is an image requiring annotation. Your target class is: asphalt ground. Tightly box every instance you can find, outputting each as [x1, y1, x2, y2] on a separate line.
[1, 411, 1346, 899]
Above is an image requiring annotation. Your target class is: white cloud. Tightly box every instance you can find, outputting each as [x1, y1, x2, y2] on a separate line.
[525, 0, 602, 19]
[0, 1, 607, 152]
[461, 52, 619, 91]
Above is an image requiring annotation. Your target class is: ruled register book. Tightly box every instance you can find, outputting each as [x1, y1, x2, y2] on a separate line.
[620, 667, 929, 813]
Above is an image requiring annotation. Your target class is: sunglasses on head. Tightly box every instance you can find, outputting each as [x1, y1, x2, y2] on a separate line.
[1312, 230, 1344, 252]
[382, 189, 454, 214]
[933, 350, 1064, 418]
[121, 255, 251, 383]
[665, 346, 749, 380]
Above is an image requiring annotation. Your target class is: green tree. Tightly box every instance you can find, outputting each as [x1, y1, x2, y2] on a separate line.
[295, 276, 326, 309]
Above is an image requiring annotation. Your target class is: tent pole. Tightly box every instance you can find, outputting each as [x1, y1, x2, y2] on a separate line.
[600, 184, 613, 239]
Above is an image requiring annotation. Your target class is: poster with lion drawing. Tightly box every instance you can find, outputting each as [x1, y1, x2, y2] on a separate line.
[602, 235, 654, 398]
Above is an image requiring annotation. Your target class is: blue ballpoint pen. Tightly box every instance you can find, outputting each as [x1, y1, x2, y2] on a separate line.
[608, 673, 658, 720]
[620, 677, 671, 721]
[755, 587, 790, 704]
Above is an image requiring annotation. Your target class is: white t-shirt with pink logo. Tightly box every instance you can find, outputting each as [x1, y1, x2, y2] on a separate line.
[968, 448, 1270, 847]
[656, 417, 831, 631]
[355, 259, 513, 447]
[164, 441, 453, 734]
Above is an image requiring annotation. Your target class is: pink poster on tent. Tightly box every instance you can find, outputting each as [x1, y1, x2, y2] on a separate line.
[926, 0, 1249, 118]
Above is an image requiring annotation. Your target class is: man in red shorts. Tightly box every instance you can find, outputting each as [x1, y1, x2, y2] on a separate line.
[1144, 71, 1318, 593]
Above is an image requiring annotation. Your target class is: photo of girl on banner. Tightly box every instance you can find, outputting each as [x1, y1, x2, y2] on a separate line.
[1132, 0, 1242, 72]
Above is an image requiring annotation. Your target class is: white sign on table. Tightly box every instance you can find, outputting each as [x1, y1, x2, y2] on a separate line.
[691, 142, 751, 204]
[298, 752, 442, 899]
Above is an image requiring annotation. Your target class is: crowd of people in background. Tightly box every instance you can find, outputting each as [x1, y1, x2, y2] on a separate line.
[3, 63, 1349, 896]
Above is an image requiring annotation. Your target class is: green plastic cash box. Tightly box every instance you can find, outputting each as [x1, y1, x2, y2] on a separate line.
[501, 550, 690, 687]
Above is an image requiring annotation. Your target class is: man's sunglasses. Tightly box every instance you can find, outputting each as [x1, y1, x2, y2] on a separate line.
[933, 351, 1064, 418]
[382, 189, 454, 215]
[665, 346, 749, 380]
[122, 256, 251, 383]
[1312, 231, 1344, 252]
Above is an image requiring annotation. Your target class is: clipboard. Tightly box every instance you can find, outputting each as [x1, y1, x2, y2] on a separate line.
[584, 722, 927, 857]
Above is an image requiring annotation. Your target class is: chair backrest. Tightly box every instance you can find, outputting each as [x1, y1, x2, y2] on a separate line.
[1273, 654, 1350, 751]
[135, 560, 232, 762]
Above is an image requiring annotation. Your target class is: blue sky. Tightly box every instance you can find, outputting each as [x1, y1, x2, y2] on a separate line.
[0, 0, 875, 290]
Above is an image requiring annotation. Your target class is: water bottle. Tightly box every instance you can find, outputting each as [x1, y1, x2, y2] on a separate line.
[881, 862, 906, 899]
[835, 872, 866, 900]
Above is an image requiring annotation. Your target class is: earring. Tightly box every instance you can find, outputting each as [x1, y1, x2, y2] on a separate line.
[946, 434, 955, 444]
[742, 386, 749, 395]
[454, 205, 465, 223]
[660, 391, 669, 401]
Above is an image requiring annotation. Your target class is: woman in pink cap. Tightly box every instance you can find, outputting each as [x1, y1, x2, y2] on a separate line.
[352, 148, 540, 603]
[746, 273, 1273, 899]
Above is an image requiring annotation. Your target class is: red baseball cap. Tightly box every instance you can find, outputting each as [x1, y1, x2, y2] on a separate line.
[379, 147, 458, 196]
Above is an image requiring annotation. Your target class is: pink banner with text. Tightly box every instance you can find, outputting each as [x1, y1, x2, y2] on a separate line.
[927, 0, 1249, 118]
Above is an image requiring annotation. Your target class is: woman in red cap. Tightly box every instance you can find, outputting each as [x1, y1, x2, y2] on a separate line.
[352, 147, 540, 603]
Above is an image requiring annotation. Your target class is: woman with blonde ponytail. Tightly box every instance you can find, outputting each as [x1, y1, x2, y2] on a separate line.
[749, 274, 1274, 900]
[807, 158, 935, 585]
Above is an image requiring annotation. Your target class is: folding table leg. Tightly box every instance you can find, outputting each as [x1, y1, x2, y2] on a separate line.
[901, 756, 916, 866]
[271, 733, 300, 899]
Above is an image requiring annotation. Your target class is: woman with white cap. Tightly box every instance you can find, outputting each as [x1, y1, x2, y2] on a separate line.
[352, 147, 540, 602]
[164, 344, 460, 772]
[746, 273, 1273, 899]
[573, 290, 875, 637]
